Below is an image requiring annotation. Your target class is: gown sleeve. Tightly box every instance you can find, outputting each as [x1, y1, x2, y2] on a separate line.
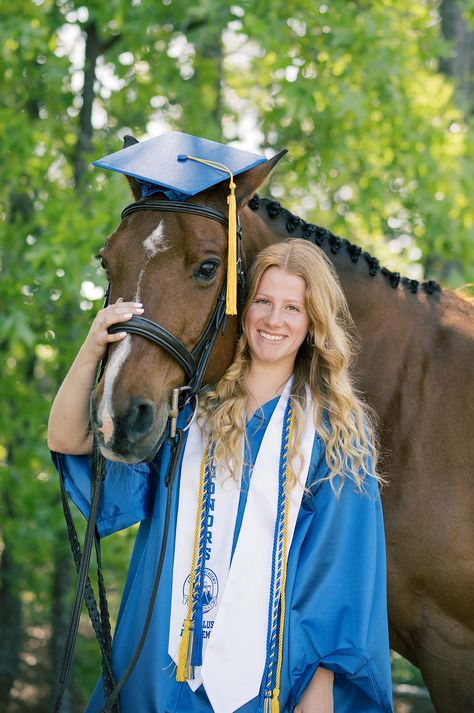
[284, 439, 393, 713]
[51, 451, 155, 537]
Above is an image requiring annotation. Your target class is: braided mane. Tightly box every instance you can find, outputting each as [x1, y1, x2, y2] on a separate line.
[248, 195, 441, 296]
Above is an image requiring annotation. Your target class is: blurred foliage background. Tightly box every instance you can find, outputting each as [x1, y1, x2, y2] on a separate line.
[1, 0, 473, 710]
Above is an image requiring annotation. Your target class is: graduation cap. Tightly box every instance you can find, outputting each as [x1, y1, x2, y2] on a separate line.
[93, 132, 267, 315]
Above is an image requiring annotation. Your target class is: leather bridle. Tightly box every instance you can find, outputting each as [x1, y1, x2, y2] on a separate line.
[53, 197, 246, 713]
[107, 199, 245, 415]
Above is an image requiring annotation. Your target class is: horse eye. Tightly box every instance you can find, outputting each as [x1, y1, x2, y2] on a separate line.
[196, 260, 219, 281]
[96, 253, 109, 274]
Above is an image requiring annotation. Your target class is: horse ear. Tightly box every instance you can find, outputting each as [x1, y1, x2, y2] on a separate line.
[236, 149, 288, 207]
[123, 134, 139, 148]
[122, 135, 142, 200]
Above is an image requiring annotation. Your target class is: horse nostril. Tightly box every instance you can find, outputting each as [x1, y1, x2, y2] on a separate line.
[127, 399, 155, 441]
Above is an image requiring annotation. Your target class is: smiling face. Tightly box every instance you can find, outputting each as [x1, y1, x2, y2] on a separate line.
[244, 266, 310, 373]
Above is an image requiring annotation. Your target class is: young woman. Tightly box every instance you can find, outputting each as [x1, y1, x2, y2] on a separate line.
[48, 239, 393, 713]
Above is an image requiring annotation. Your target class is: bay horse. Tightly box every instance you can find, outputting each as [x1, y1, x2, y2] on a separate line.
[92, 142, 474, 713]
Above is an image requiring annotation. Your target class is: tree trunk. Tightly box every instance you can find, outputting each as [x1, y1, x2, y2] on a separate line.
[183, 14, 225, 140]
[49, 547, 75, 713]
[74, 22, 100, 187]
[440, 0, 474, 113]
[0, 530, 23, 710]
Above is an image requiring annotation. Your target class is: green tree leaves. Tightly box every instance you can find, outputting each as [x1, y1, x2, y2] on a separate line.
[1, 0, 472, 706]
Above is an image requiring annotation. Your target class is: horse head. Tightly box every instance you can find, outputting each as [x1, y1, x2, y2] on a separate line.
[92, 136, 286, 463]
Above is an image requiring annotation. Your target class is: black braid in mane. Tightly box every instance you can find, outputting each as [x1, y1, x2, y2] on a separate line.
[248, 194, 441, 296]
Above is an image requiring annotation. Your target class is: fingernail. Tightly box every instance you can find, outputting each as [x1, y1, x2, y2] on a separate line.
[136, 308, 144, 313]
[118, 331, 127, 337]
[117, 297, 124, 303]
[135, 302, 143, 307]
[123, 312, 133, 318]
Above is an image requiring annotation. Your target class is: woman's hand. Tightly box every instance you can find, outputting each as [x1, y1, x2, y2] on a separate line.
[294, 667, 334, 713]
[81, 299, 144, 362]
[47, 299, 144, 454]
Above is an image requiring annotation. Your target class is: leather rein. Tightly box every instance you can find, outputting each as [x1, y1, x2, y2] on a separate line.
[53, 198, 245, 712]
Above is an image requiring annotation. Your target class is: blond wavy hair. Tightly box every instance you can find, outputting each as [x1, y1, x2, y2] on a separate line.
[200, 239, 384, 496]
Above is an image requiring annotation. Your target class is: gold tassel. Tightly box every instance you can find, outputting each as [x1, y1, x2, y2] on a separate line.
[226, 179, 237, 315]
[179, 154, 238, 315]
[270, 687, 280, 713]
[176, 618, 193, 682]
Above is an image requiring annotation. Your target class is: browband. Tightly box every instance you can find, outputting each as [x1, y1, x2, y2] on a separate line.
[121, 200, 229, 229]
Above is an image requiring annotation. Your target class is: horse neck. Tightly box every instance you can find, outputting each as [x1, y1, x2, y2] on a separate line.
[242, 198, 446, 420]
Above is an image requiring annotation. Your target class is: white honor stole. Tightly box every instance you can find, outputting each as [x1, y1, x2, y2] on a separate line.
[168, 379, 315, 713]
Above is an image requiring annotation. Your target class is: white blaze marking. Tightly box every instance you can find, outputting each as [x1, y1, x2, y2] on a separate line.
[99, 220, 167, 440]
[134, 268, 145, 303]
[99, 335, 132, 443]
[143, 219, 169, 256]
[135, 219, 168, 303]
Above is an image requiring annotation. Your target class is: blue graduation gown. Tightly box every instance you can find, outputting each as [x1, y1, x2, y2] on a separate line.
[52, 399, 393, 713]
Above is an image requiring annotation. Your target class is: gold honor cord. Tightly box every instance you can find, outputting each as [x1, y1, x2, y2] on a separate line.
[176, 443, 211, 681]
[177, 409, 294, 712]
[265, 409, 294, 713]
[181, 155, 238, 315]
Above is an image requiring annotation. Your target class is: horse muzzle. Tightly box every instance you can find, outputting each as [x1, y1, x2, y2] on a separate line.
[91, 394, 169, 463]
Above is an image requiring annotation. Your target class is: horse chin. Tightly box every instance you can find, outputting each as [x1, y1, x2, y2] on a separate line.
[94, 425, 167, 464]
[97, 435, 164, 464]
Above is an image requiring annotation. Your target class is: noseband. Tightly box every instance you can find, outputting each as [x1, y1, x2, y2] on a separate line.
[106, 199, 245, 423]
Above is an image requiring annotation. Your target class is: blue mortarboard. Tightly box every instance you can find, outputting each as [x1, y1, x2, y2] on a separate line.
[93, 132, 267, 314]
[92, 131, 265, 199]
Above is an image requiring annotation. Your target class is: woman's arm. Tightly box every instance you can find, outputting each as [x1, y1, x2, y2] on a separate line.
[294, 667, 334, 713]
[47, 299, 143, 454]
